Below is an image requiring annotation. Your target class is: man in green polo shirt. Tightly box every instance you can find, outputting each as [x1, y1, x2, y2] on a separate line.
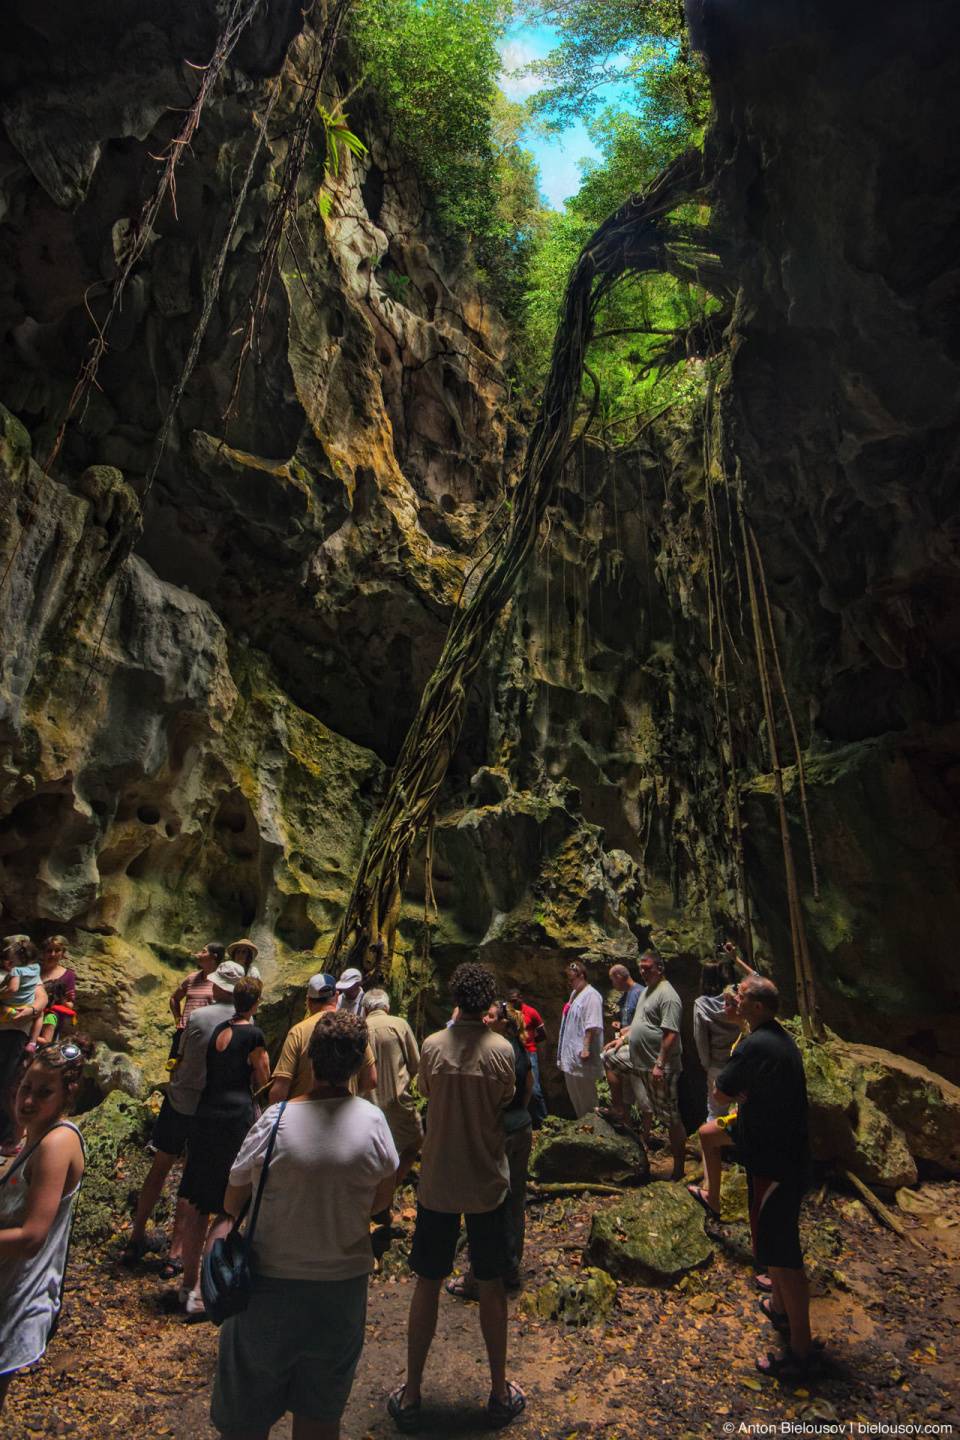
[627, 949, 686, 1180]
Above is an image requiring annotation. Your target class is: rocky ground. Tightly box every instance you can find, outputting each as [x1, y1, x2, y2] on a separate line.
[1, 1147, 958, 1440]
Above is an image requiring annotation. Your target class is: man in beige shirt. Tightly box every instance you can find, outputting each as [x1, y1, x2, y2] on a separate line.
[389, 963, 525, 1432]
[269, 972, 376, 1103]
[361, 989, 423, 1184]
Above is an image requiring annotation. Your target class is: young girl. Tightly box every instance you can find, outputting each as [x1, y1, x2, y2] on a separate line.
[0, 1040, 89, 1413]
[0, 940, 47, 1158]
[0, 937, 41, 1018]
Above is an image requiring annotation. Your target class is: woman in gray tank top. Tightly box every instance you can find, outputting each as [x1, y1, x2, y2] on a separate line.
[0, 1039, 88, 1414]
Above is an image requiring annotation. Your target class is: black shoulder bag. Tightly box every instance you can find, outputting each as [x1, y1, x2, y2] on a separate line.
[201, 1100, 286, 1326]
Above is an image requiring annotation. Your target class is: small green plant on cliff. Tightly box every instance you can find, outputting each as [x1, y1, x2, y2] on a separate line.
[316, 102, 368, 218]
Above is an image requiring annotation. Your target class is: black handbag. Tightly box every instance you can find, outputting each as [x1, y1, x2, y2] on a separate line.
[200, 1100, 286, 1326]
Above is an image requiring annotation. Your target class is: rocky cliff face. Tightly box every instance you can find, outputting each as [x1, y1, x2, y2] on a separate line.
[1, 0, 958, 1094]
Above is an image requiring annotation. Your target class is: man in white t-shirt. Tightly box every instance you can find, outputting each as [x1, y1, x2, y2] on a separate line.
[335, 968, 364, 1014]
[557, 961, 604, 1117]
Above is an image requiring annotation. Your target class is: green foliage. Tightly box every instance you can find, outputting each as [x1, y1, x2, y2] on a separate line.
[349, 0, 506, 237]
[349, 0, 549, 323]
[517, 0, 709, 152]
[316, 103, 368, 218]
[505, 0, 717, 425]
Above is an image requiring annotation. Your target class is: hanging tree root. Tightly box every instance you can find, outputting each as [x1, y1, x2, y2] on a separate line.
[329, 147, 734, 979]
[843, 1170, 924, 1249]
[0, 0, 264, 600]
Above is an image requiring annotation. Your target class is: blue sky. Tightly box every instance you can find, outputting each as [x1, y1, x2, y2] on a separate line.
[497, 20, 629, 210]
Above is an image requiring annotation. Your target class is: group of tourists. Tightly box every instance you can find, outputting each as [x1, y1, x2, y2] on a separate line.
[0, 933, 818, 1434]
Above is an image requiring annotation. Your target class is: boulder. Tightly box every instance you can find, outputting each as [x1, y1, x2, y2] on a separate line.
[583, 1183, 714, 1284]
[518, 1268, 617, 1325]
[797, 1032, 960, 1187]
[88, 1042, 145, 1100]
[75, 1090, 156, 1245]
[530, 1113, 649, 1186]
[719, 1165, 749, 1222]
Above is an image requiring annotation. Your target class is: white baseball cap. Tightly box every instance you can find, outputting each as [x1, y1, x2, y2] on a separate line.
[335, 967, 363, 991]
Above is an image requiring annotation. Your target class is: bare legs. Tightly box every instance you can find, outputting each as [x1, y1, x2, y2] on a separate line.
[698, 1119, 734, 1212]
[603, 1063, 627, 1119]
[396, 1138, 423, 1188]
[667, 1120, 686, 1181]
[403, 1277, 442, 1407]
[128, 1150, 185, 1256]
[402, 1275, 510, 1410]
[770, 1266, 812, 1358]
[178, 1201, 210, 1293]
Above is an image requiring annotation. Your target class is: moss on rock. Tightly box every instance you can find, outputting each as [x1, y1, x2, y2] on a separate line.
[583, 1183, 714, 1284]
[531, 1114, 649, 1186]
[75, 1091, 156, 1246]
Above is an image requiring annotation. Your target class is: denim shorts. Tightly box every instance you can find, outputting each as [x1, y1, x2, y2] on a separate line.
[211, 1271, 368, 1436]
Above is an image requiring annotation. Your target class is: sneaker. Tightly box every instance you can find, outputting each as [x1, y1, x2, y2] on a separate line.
[184, 1289, 206, 1318]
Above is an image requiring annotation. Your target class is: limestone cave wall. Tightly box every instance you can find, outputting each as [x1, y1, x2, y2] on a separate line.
[0, 0, 958, 1093]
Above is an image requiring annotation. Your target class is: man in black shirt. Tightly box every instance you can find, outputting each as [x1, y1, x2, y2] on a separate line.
[715, 976, 817, 1378]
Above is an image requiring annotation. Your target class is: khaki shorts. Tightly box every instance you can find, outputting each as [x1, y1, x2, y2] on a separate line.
[635, 1070, 681, 1127]
[603, 1045, 637, 1076]
[383, 1099, 423, 1154]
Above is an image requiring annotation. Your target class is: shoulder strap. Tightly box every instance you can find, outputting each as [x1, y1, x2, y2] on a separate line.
[0, 1119, 85, 1188]
[242, 1101, 286, 1247]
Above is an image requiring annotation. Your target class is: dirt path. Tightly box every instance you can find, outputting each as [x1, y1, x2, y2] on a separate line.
[2, 1169, 958, 1439]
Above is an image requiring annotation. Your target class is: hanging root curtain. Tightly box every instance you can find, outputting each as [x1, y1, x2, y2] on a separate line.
[328, 148, 734, 978]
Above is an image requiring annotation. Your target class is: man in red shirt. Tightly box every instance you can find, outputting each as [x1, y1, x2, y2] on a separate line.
[508, 987, 547, 1128]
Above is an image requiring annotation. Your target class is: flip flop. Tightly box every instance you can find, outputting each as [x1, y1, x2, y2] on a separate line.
[388, 1386, 422, 1434]
[483, 1380, 526, 1428]
[759, 1295, 790, 1337]
[686, 1184, 721, 1219]
[445, 1274, 480, 1301]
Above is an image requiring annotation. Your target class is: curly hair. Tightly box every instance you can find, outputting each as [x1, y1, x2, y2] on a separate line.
[308, 1011, 369, 1086]
[27, 1035, 95, 1108]
[233, 975, 262, 1015]
[450, 963, 498, 1015]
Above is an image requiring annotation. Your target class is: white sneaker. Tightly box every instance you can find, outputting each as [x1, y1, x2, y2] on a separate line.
[184, 1288, 206, 1318]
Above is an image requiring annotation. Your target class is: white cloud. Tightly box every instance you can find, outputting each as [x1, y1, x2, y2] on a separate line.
[497, 37, 544, 100]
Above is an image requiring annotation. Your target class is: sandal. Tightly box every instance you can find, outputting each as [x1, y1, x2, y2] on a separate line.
[756, 1347, 822, 1381]
[754, 1272, 772, 1293]
[595, 1106, 625, 1124]
[445, 1274, 480, 1301]
[686, 1185, 721, 1220]
[159, 1256, 184, 1280]
[388, 1385, 422, 1434]
[759, 1295, 790, 1337]
[484, 1380, 526, 1428]
[120, 1238, 148, 1266]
